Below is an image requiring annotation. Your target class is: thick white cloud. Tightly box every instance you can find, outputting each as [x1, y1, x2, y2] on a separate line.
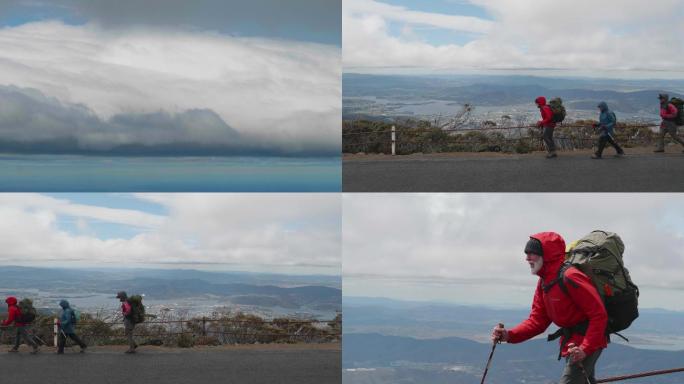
[343, 194, 684, 291]
[344, 0, 684, 76]
[0, 21, 341, 153]
[0, 194, 341, 274]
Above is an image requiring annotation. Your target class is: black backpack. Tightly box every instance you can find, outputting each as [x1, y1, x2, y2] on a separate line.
[549, 97, 566, 123]
[670, 97, 684, 126]
[127, 295, 146, 324]
[17, 298, 37, 323]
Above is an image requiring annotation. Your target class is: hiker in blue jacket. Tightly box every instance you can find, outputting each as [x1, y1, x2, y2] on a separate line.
[592, 101, 624, 159]
[57, 300, 87, 354]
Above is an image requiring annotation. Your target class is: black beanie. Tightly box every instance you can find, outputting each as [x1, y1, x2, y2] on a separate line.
[524, 237, 543, 256]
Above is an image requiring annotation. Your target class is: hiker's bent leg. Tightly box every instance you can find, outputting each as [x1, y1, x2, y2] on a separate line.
[21, 327, 37, 348]
[666, 123, 684, 146]
[18, 326, 37, 348]
[606, 135, 623, 154]
[559, 349, 602, 384]
[68, 333, 87, 348]
[543, 126, 556, 153]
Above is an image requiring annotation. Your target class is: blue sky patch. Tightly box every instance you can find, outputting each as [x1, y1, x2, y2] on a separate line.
[46, 193, 167, 216]
[381, 0, 493, 20]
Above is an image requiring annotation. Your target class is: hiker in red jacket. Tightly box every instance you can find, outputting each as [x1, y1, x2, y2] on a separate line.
[1, 296, 39, 354]
[491, 232, 608, 384]
[654, 93, 684, 153]
[535, 97, 557, 158]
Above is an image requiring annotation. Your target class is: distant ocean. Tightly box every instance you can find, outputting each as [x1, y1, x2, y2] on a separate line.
[0, 155, 341, 192]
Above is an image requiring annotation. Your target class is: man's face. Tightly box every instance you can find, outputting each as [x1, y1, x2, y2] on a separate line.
[526, 253, 544, 274]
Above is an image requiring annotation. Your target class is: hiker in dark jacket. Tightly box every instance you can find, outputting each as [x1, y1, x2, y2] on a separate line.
[57, 300, 87, 354]
[1, 296, 39, 354]
[592, 101, 624, 159]
[491, 232, 608, 384]
[535, 97, 557, 158]
[654, 93, 684, 153]
[117, 291, 138, 354]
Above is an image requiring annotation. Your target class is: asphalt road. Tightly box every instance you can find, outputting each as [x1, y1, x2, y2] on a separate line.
[0, 345, 341, 384]
[343, 151, 684, 192]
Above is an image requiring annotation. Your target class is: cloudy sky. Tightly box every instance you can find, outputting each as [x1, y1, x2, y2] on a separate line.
[344, 0, 684, 78]
[0, 193, 341, 275]
[0, 1, 340, 155]
[344, 194, 684, 310]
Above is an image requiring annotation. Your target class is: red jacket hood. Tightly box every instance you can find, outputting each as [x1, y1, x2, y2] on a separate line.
[5, 296, 17, 306]
[535, 96, 547, 106]
[529, 232, 565, 282]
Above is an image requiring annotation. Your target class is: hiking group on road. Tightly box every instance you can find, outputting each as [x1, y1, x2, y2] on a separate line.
[1, 291, 145, 355]
[536, 93, 684, 159]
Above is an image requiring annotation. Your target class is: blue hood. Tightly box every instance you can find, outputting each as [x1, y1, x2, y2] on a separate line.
[59, 300, 70, 309]
[597, 101, 608, 111]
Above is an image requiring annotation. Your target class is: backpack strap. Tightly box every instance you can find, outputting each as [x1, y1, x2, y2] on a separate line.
[542, 262, 578, 294]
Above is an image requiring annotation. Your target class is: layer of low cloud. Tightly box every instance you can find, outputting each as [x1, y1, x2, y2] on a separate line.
[344, 0, 684, 76]
[343, 194, 684, 292]
[0, 194, 341, 274]
[0, 21, 340, 155]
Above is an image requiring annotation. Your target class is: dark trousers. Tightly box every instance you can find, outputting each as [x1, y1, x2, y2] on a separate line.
[13, 326, 37, 349]
[596, 134, 624, 156]
[58, 331, 86, 353]
[656, 121, 684, 150]
[542, 126, 556, 153]
[124, 318, 137, 349]
[560, 349, 602, 384]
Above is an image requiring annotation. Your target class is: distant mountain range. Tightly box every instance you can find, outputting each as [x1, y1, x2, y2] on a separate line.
[344, 333, 684, 384]
[0, 266, 341, 314]
[343, 73, 684, 118]
[344, 296, 684, 349]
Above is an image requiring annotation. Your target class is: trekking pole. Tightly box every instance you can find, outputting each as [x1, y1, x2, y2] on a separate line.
[596, 367, 684, 383]
[578, 362, 592, 384]
[480, 323, 504, 384]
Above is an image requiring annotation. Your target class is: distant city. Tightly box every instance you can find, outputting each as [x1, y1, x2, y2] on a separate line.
[343, 74, 684, 125]
[0, 266, 341, 321]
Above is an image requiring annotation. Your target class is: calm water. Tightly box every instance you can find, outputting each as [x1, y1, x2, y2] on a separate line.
[0, 155, 340, 192]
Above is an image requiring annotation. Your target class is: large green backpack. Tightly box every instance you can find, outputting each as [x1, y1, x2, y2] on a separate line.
[559, 230, 639, 335]
[17, 298, 37, 323]
[670, 97, 684, 126]
[127, 295, 146, 324]
[548, 97, 566, 123]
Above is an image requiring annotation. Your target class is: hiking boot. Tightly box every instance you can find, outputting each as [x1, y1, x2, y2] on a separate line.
[615, 152, 624, 157]
[7, 348, 18, 353]
[546, 153, 557, 159]
[591, 154, 602, 159]
[654, 149, 665, 153]
[56, 351, 64, 354]
[133, 343, 138, 349]
[80, 345, 87, 353]
[124, 348, 136, 354]
[30, 347, 39, 354]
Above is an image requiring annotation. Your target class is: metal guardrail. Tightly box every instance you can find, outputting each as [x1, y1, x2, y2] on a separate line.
[0, 317, 342, 347]
[342, 123, 662, 155]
